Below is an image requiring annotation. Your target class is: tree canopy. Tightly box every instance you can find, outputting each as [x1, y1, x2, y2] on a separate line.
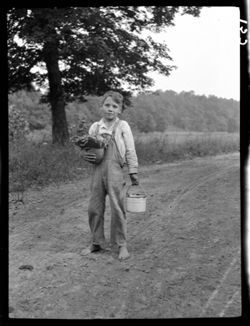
[7, 6, 201, 144]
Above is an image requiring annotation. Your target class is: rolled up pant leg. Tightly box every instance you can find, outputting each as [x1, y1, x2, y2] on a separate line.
[88, 169, 106, 246]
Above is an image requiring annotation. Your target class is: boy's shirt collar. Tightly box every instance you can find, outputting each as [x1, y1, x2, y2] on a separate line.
[97, 117, 119, 130]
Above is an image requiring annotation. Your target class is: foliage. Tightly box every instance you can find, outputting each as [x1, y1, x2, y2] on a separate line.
[8, 89, 240, 139]
[7, 6, 201, 144]
[125, 90, 239, 133]
[9, 90, 51, 131]
[9, 139, 91, 193]
[8, 104, 30, 141]
[7, 7, 201, 99]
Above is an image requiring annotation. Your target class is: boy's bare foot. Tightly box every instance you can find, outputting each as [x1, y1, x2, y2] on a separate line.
[118, 246, 130, 260]
[81, 244, 102, 255]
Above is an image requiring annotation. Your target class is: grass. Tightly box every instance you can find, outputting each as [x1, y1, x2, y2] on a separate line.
[9, 131, 239, 194]
[135, 131, 239, 164]
[9, 140, 91, 193]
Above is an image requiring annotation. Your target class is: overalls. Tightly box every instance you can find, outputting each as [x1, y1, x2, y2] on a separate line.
[87, 122, 127, 248]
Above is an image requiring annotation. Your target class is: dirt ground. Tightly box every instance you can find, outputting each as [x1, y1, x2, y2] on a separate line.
[8, 152, 241, 319]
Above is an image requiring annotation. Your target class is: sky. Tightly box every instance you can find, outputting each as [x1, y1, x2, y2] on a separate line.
[145, 6, 240, 101]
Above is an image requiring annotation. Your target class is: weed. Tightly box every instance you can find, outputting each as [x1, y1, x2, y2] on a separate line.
[9, 139, 91, 192]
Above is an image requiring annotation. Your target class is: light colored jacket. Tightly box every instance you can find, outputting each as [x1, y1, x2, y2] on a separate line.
[89, 118, 138, 174]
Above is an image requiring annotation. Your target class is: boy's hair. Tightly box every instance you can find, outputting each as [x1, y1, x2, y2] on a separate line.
[101, 90, 124, 111]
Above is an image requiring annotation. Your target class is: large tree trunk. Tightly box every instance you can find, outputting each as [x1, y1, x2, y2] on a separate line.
[43, 38, 69, 145]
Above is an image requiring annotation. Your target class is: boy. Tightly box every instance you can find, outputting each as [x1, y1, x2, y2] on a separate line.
[81, 91, 139, 260]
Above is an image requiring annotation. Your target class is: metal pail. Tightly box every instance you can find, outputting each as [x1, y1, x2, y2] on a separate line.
[126, 185, 147, 213]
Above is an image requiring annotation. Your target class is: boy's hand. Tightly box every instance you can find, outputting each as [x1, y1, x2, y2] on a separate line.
[72, 135, 88, 149]
[78, 138, 88, 148]
[81, 149, 96, 163]
[130, 173, 139, 186]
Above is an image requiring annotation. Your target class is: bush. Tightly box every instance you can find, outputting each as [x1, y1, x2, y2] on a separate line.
[9, 105, 30, 141]
[9, 90, 51, 131]
[9, 139, 91, 192]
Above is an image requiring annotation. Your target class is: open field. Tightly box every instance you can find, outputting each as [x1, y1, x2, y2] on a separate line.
[135, 131, 239, 164]
[9, 153, 241, 318]
[134, 130, 239, 143]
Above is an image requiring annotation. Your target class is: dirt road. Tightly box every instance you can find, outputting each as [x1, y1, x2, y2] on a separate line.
[9, 153, 241, 319]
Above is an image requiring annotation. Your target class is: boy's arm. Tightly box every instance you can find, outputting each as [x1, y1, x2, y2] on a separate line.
[130, 173, 139, 185]
[121, 121, 139, 176]
[80, 122, 97, 163]
[88, 122, 98, 136]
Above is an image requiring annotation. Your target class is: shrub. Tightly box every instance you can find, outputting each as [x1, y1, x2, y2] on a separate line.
[9, 139, 91, 192]
[8, 105, 30, 141]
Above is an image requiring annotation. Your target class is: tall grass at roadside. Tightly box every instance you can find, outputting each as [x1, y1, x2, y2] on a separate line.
[9, 132, 239, 193]
[135, 132, 239, 164]
[9, 140, 91, 193]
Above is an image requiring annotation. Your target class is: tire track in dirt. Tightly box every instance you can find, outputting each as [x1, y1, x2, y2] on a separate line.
[167, 164, 237, 211]
[155, 164, 238, 257]
[121, 158, 240, 317]
[54, 155, 239, 318]
[155, 161, 241, 317]
[9, 154, 240, 318]
[219, 289, 240, 317]
[199, 247, 241, 317]
[128, 160, 237, 246]
[125, 159, 238, 272]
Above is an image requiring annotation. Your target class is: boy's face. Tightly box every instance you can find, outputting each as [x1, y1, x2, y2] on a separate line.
[101, 96, 121, 122]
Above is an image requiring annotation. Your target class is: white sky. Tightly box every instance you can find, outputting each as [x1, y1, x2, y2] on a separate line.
[146, 6, 240, 101]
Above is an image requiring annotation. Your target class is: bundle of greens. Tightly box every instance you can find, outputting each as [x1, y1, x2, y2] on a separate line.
[71, 118, 112, 150]
[72, 134, 106, 149]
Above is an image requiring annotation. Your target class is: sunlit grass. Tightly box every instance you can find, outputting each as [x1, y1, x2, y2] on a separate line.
[135, 131, 239, 164]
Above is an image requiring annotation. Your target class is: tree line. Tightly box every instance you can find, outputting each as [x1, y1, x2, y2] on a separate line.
[125, 90, 239, 133]
[9, 89, 239, 136]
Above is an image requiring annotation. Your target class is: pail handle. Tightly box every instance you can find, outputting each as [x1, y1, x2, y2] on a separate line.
[126, 184, 147, 197]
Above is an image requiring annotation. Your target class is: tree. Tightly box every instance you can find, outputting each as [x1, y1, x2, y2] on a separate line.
[7, 6, 201, 145]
